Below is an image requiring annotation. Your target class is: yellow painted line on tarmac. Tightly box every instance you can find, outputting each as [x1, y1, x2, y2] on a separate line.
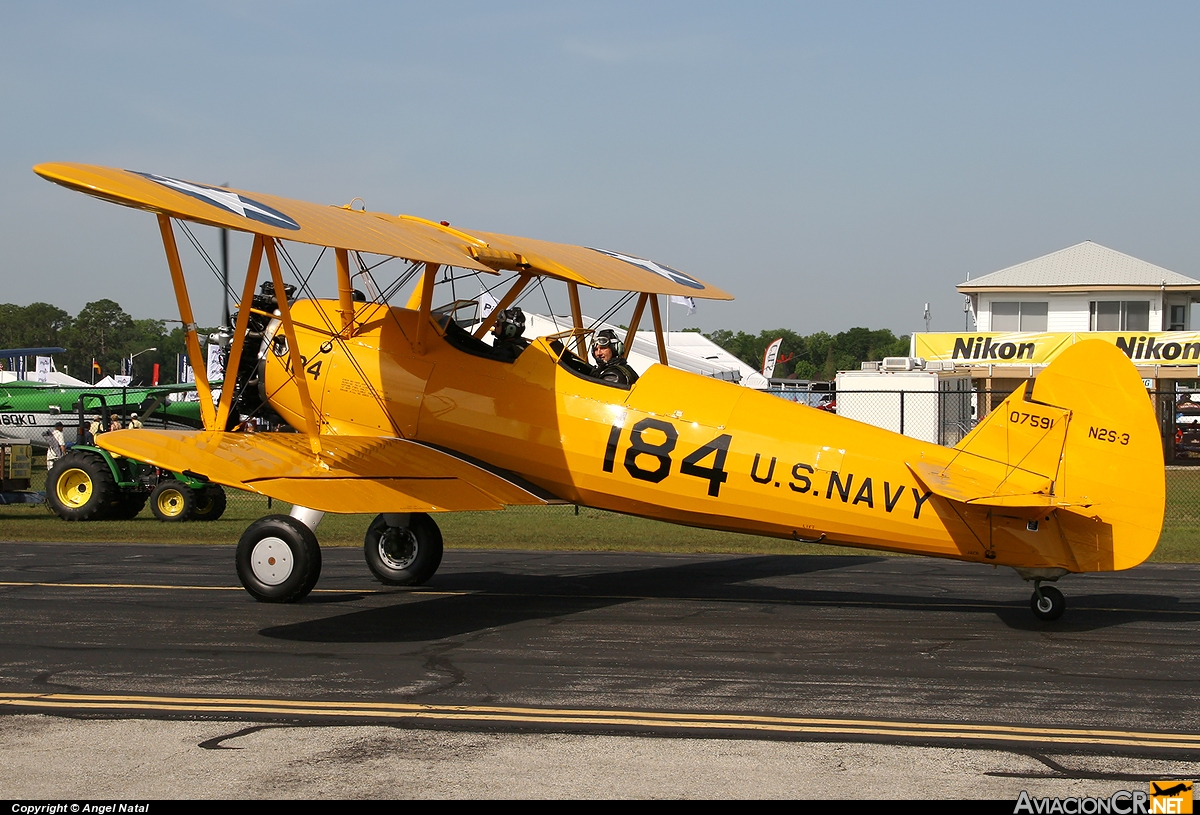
[0, 692, 1197, 750]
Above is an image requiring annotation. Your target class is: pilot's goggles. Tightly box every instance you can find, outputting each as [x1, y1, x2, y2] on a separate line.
[592, 336, 616, 348]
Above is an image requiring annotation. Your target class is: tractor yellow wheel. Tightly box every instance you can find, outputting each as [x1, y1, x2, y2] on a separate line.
[150, 481, 194, 522]
[55, 467, 93, 509]
[46, 451, 118, 521]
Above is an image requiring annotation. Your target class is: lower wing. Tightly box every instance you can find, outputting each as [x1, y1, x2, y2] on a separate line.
[97, 430, 552, 514]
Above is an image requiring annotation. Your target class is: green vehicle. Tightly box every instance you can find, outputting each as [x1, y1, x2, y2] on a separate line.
[45, 393, 225, 522]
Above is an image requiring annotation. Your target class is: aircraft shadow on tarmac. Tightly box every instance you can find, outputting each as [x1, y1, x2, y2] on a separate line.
[258, 555, 1200, 642]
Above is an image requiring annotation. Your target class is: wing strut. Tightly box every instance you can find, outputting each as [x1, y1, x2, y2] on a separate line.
[264, 238, 323, 455]
[414, 262, 440, 355]
[334, 248, 357, 337]
[623, 293, 649, 358]
[648, 294, 668, 365]
[157, 214, 218, 430]
[214, 234, 265, 431]
[472, 273, 533, 339]
[567, 282, 586, 358]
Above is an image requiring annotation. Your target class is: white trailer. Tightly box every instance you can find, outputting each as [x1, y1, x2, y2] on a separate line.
[834, 359, 974, 446]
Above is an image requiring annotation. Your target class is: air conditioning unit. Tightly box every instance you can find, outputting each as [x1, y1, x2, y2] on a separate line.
[860, 361, 881, 371]
[881, 357, 924, 372]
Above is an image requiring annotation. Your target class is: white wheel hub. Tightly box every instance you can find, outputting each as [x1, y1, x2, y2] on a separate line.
[250, 537, 294, 585]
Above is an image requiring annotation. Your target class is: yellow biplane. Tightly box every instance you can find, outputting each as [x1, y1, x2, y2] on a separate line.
[35, 163, 1165, 620]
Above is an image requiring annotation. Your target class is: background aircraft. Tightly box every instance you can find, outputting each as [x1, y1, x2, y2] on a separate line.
[0, 373, 203, 448]
[35, 163, 1165, 621]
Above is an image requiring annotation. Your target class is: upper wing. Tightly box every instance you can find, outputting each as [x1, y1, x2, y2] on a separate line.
[461, 231, 732, 300]
[34, 163, 494, 273]
[35, 162, 731, 300]
[97, 430, 552, 514]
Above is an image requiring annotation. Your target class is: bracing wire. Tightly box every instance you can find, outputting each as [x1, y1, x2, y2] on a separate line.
[177, 222, 239, 308]
[590, 290, 637, 330]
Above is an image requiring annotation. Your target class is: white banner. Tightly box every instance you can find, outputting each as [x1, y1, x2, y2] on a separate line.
[34, 356, 51, 383]
[762, 337, 783, 378]
[477, 290, 499, 322]
[206, 342, 224, 382]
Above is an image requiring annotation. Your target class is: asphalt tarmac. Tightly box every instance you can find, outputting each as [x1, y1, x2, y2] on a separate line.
[1, 541, 1198, 798]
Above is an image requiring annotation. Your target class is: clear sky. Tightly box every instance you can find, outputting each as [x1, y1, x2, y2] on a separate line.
[3, 1, 1198, 336]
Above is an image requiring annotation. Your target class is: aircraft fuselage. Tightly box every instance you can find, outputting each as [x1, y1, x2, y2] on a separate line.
[262, 300, 1076, 571]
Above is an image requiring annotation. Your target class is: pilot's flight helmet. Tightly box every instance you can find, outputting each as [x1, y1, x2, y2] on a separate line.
[493, 307, 526, 340]
[591, 328, 624, 361]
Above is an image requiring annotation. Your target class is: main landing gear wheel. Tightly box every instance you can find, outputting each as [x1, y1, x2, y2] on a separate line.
[1031, 585, 1066, 621]
[364, 513, 443, 586]
[150, 481, 194, 522]
[236, 514, 322, 603]
[46, 451, 117, 521]
[190, 485, 227, 521]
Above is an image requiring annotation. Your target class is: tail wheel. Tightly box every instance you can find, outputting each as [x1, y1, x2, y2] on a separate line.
[236, 514, 322, 602]
[363, 513, 443, 586]
[191, 485, 227, 521]
[150, 481, 194, 522]
[46, 451, 117, 521]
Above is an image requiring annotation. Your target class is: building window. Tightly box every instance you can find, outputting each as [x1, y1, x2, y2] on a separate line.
[1089, 300, 1150, 331]
[991, 301, 1048, 332]
[1170, 304, 1187, 331]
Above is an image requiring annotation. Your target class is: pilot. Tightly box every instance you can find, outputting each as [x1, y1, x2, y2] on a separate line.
[590, 329, 638, 386]
[491, 307, 530, 362]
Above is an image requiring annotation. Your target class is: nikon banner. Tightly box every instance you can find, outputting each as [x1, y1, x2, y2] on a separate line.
[913, 332, 1200, 366]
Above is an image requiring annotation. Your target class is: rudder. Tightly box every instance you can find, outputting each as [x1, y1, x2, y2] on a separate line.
[951, 340, 1164, 571]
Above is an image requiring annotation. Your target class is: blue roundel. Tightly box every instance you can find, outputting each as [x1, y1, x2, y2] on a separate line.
[130, 171, 301, 231]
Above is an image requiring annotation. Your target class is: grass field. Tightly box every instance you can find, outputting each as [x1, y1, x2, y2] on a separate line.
[5, 465, 1198, 562]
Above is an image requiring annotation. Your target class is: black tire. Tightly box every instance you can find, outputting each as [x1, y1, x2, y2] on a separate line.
[150, 480, 194, 522]
[236, 514, 322, 603]
[363, 513, 443, 586]
[46, 450, 118, 521]
[191, 485, 227, 521]
[110, 492, 149, 520]
[1030, 585, 1066, 621]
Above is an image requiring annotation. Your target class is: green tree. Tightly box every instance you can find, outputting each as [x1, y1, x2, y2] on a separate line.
[706, 326, 911, 381]
[0, 302, 72, 351]
[63, 299, 135, 379]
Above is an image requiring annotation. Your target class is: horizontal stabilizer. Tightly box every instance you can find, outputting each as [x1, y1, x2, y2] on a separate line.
[97, 430, 550, 514]
[906, 461, 1067, 509]
[900, 379, 1082, 512]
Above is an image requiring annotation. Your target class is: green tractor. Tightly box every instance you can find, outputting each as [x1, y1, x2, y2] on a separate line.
[45, 393, 226, 522]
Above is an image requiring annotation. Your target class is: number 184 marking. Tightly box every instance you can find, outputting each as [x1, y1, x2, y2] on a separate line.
[602, 418, 731, 497]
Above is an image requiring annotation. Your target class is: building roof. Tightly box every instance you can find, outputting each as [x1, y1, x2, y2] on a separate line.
[958, 241, 1200, 290]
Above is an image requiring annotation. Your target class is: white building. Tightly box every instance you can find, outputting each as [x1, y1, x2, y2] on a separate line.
[960, 241, 1200, 334]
